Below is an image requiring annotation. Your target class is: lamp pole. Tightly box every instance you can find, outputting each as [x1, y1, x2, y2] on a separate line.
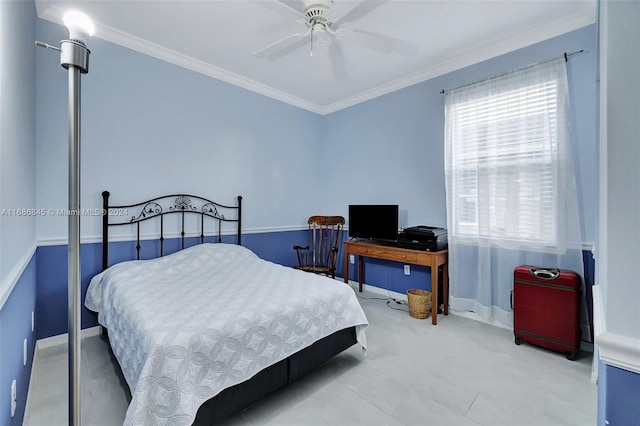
[62, 36, 89, 426]
[36, 12, 92, 425]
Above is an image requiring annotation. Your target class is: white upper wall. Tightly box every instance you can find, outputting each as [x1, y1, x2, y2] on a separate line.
[34, 17, 598, 248]
[599, 0, 640, 340]
[0, 0, 37, 304]
[322, 25, 597, 243]
[35, 18, 323, 243]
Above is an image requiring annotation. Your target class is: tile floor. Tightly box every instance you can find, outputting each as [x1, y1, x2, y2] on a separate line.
[25, 289, 597, 425]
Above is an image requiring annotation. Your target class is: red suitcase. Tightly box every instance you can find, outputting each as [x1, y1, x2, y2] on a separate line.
[512, 265, 581, 360]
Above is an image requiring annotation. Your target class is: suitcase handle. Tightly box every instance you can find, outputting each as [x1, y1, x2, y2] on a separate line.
[530, 267, 560, 280]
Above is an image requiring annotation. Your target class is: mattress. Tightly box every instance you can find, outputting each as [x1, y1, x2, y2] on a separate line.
[85, 243, 368, 426]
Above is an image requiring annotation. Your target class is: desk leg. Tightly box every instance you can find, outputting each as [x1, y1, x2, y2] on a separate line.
[443, 261, 449, 316]
[343, 250, 349, 284]
[431, 264, 438, 325]
[358, 256, 364, 292]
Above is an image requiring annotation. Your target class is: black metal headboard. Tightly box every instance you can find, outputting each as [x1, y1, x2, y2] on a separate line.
[102, 191, 242, 271]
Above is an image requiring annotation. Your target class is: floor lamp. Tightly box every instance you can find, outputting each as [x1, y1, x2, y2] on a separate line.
[36, 11, 93, 426]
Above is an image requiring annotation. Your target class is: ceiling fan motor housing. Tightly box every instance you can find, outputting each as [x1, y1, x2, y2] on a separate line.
[303, 0, 334, 30]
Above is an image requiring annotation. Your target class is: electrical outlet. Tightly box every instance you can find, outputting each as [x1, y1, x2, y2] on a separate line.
[23, 339, 27, 366]
[349, 254, 355, 264]
[404, 265, 410, 275]
[10, 380, 16, 417]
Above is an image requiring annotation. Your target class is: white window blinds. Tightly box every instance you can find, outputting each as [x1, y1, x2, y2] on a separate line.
[443, 57, 585, 331]
[445, 59, 570, 248]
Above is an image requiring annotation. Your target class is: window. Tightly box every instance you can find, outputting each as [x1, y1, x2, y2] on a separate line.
[445, 61, 567, 247]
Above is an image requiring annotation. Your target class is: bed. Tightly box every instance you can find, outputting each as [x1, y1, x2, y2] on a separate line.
[85, 192, 368, 426]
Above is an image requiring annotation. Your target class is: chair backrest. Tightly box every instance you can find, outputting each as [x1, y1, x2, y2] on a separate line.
[307, 215, 345, 268]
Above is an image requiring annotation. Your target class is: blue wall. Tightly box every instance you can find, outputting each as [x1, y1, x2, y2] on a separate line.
[34, 231, 596, 341]
[604, 365, 640, 425]
[0, 257, 37, 426]
[598, 360, 606, 426]
[35, 231, 307, 339]
[36, 244, 100, 340]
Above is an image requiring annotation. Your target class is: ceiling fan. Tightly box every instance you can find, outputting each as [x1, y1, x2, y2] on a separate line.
[254, 0, 408, 80]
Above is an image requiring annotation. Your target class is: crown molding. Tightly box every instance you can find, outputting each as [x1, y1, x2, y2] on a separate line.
[319, 11, 596, 115]
[36, 4, 326, 115]
[36, 4, 595, 116]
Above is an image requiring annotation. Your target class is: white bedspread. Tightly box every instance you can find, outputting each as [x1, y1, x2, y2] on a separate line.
[85, 243, 368, 425]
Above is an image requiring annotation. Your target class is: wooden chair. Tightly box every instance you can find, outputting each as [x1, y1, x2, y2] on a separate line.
[294, 216, 345, 279]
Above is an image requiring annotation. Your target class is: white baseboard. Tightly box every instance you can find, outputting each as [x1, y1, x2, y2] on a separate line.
[22, 325, 102, 426]
[35, 325, 103, 350]
[345, 279, 408, 302]
[348, 279, 595, 353]
[23, 342, 39, 426]
[24, 326, 104, 424]
[447, 308, 513, 330]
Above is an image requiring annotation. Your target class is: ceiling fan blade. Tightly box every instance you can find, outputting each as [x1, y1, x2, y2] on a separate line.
[253, 30, 311, 60]
[333, 1, 387, 26]
[338, 28, 418, 55]
[329, 42, 348, 81]
[252, 0, 304, 19]
[276, 0, 306, 16]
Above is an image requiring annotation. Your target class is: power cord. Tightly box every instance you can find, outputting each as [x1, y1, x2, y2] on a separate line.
[358, 295, 390, 301]
[346, 272, 410, 311]
[386, 298, 409, 312]
[348, 280, 388, 300]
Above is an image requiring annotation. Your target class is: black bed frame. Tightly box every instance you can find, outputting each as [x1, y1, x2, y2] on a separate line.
[100, 191, 357, 425]
[101, 191, 243, 270]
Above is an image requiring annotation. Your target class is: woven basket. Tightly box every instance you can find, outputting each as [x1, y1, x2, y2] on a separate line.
[407, 289, 432, 319]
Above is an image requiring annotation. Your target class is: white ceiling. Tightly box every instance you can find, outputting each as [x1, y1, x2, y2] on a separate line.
[35, 0, 596, 115]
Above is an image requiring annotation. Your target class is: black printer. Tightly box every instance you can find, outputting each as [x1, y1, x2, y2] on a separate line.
[397, 226, 448, 251]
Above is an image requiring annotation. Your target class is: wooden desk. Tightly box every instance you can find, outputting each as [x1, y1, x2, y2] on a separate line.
[343, 240, 449, 325]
